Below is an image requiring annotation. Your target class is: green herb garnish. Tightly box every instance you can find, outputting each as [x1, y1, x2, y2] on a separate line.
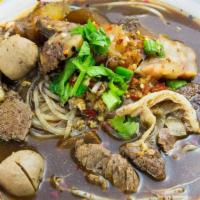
[50, 40, 129, 110]
[87, 65, 108, 77]
[166, 80, 187, 90]
[102, 90, 121, 110]
[61, 83, 73, 104]
[144, 38, 165, 57]
[49, 58, 76, 101]
[108, 79, 126, 96]
[115, 66, 134, 81]
[72, 20, 111, 55]
[109, 116, 139, 139]
[50, 42, 94, 103]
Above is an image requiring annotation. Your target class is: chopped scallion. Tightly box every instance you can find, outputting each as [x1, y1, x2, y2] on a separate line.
[102, 90, 121, 110]
[115, 66, 134, 81]
[166, 80, 187, 90]
[109, 116, 139, 140]
[108, 80, 125, 96]
[144, 38, 165, 57]
[71, 71, 86, 96]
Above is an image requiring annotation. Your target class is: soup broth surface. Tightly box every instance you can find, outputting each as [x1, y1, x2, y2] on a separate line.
[0, 1, 200, 199]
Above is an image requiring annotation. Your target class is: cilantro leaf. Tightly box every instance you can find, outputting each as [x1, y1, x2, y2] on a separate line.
[72, 20, 111, 55]
[109, 116, 139, 139]
[49, 59, 76, 98]
[78, 41, 91, 57]
[50, 42, 94, 103]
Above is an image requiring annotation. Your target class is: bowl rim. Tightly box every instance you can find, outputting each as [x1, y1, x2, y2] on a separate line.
[0, 0, 200, 24]
[155, 0, 200, 25]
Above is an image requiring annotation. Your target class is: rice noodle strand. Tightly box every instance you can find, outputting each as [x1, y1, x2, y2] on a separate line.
[29, 80, 76, 138]
[39, 82, 71, 120]
[33, 88, 65, 135]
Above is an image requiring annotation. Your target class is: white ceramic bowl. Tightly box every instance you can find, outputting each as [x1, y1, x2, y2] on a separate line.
[0, 0, 38, 23]
[160, 0, 200, 21]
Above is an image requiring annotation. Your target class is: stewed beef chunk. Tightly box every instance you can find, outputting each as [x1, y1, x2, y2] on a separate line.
[75, 140, 111, 174]
[157, 128, 177, 153]
[120, 143, 166, 181]
[75, 139, 139, 193]
[0, 91, 32, 141]
[177, 83, 200, 120]
[36, 18, 77, 38]
[104, 154, 139, 192]
[40, 32, 83, 74]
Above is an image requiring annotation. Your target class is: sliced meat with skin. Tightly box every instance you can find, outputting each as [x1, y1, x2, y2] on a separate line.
[120, 143, 166, 181]
[136, 35, 198, 79]
[40, 32, 83, 74]
[0, 35, 38, 80]
[36, 18, 78, 38]
[75, 140, 139, 193]
[0, 91, 32, 141]
[157, 128, 177, 153]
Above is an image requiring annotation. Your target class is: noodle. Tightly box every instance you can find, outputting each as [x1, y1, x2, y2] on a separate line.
[43, 87, 60, 101]
[33, 87, 66, 135]
[42, 114, 60, 121]
[50, 100, 67, 114]
[32, 117, 44, 129]
[64, 110, 75, 138]
[43, 80, 60, 101]
[40, 104, 50, 112]
[26, 73, 40, 105]
[29, 79, 77, 138]
[30, 128, 60, 139]
[39, 82, 71, 120]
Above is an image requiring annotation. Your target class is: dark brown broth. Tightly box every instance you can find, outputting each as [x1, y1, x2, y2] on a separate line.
[1, 2, 200, 200]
